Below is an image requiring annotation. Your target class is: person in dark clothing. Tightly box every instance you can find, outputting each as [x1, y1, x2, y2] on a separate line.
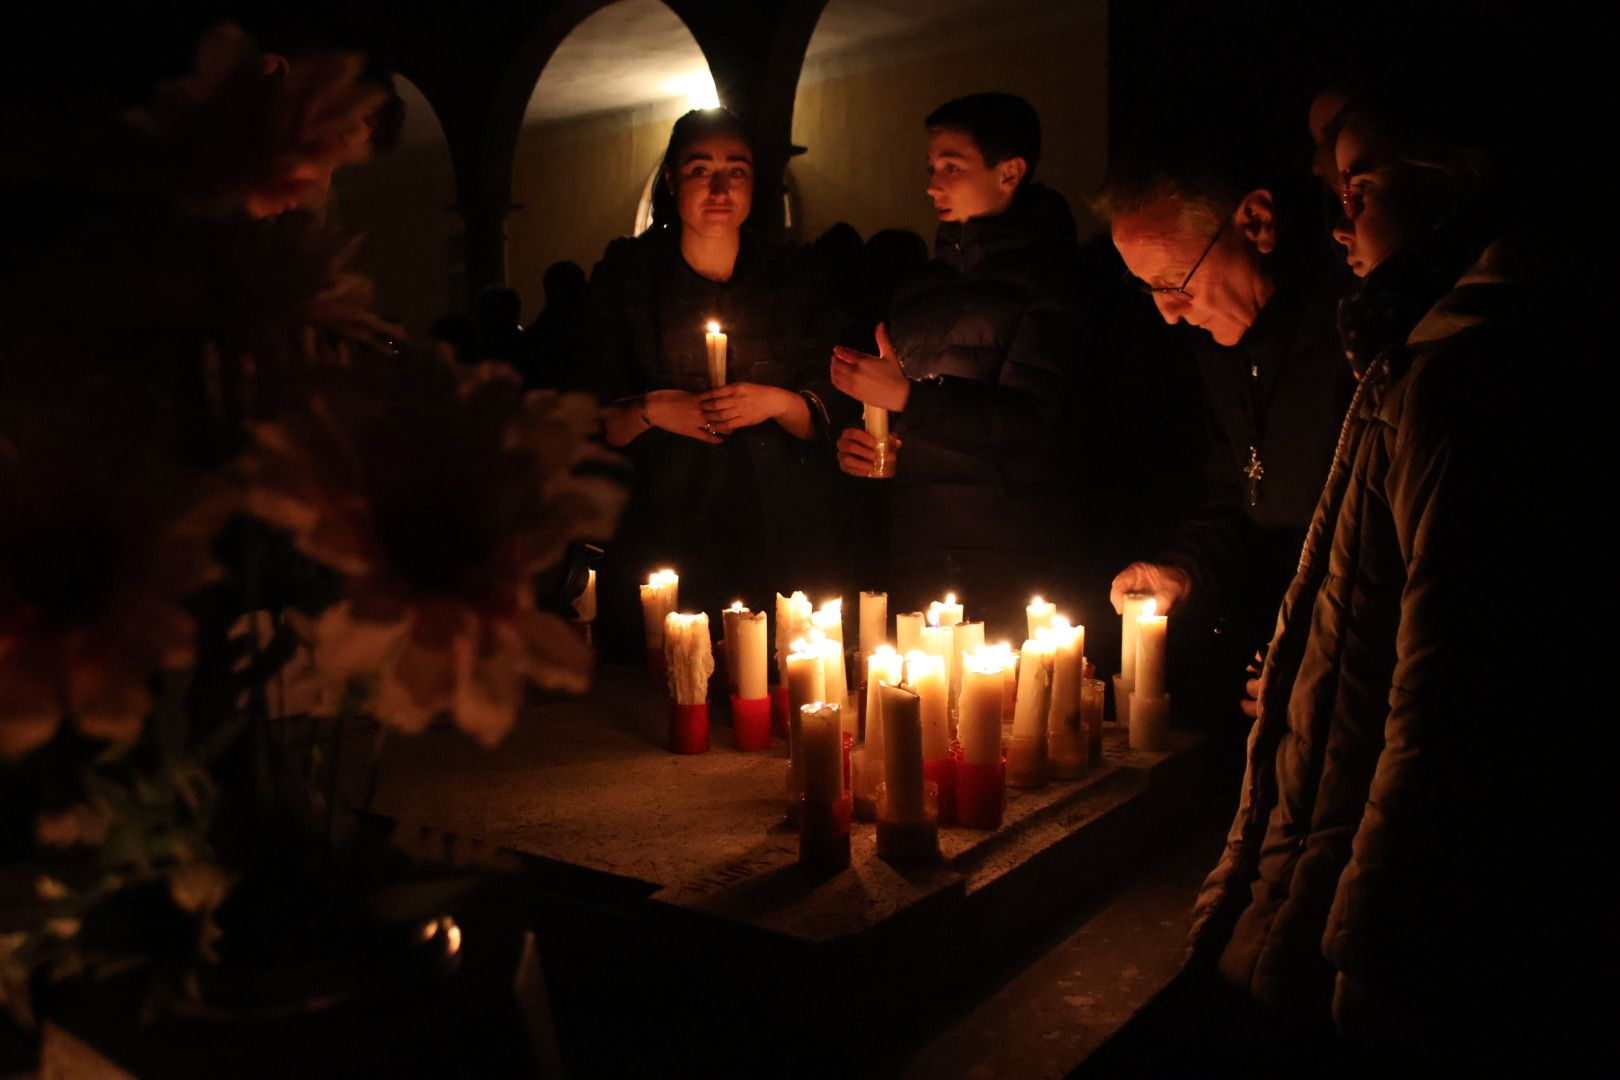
[1186, 88, 1582, 1067]
[469, 285, 525, 367]
[813, 221, 864, 333]
[830, 93, 1086, 641]
[1101, 137, 1354, 727]
[519, 259, 587, 388]
[577, 108, 843, 660]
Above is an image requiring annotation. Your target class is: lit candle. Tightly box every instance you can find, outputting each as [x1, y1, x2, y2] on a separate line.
[1026, 596, 1056, 640]
[1045, 618, 1085, 774]
[896, 611, 925, 654]
[863, 401, 889, 443]
[572, 568, 597, 622]
[880, 684, 925, 822]
[1011, 636, 1055, 740]
[801, 702, 844, 803]
[919, 624, 952, 665]
[736, 611, 768, 700]
[704, 320, 728, 389]
[640, 569, 679, 655]
[927, 593, 964, 628]
[958, 656, 1006, 767]
[1135, 600, 1168, 699]
[904, 650, 949, 760]
[663, 612, 714, 705]
[859, 590, 888, 657]
[811, 599, 851, 728]
[977, 642, 1019, 727]
[721, 600, 748, 691]
[949, 620, 985, 715]
[775, 591, 813, 686]
[786, 637, 828, 721]
[864, 647, 904, 754]
[1120, 592, 1153, 683]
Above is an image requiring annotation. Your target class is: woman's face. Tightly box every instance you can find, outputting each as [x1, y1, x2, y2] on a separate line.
[669, 134, 753, 238]
[1331, 116, 1450, 277]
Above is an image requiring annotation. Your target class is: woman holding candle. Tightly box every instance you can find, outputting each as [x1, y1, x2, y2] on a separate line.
[575, 108, 847, 658]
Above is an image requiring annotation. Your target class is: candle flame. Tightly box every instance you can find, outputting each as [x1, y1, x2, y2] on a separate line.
[648, 568, 678, 586]
[818, 597, 842, 614]
[706, 320, 721, 334]
[1143, 598, 1158, 618]
[728, 600, 746, 611]
[945, 592, 957, 605]
[1030, 595, 1046, 606]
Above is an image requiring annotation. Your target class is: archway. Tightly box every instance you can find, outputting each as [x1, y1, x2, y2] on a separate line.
[508, 0, 716, 322]
[328, 75, 459, 338]
[789, 0, 1110, 246]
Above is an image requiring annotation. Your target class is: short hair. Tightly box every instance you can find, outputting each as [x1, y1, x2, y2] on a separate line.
[1093, 126, 1271, 231]
[925, 93, 1041, 180]
[659, 107, 753, 180]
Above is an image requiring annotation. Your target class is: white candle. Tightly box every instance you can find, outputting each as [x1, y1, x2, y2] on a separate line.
[880, 683, 925, 822]
[859, 590, 888, 657]
[775, 591, 812, 686]
[1026, 596, 1056, 640]
[736, 611, 768, 700]
[864, 646, 903, 751]
[896, 611, 925, 655]
[950, 620, 985, 712]
[801, 702, 844, 803]
[721, 600, 748, 690]
[919, 624, 952, 665]
[786, 638, 828, 720]
[1120, 592, 1153, 683]
[1045, 618, 1084, 740]
[663, 612, 713, 705]
[572, 568, 597, 622]
[904, 650, 949, 760]
[863, 402, 889, 442]
[811, 599, 851, 727]
[927, 593, 963, 628]
[977, 642, 1019, 727]
[958, 657, 1006, 767]
[1011, 636, 1055, 739]
[704, 320, 727, 389]
[640, 569, 679, 652]
[1135, 600, 1169, 699]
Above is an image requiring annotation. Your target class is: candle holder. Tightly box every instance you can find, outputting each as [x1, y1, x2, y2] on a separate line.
[798, 793, 852, 873]
[923, 754, 956, 825]
[1080, 677, 1106, 765]
[731, 694, 772, 752]
[771, 685, 790, 739]
[1006, 731, 1048, 788]
[868, 436, 897, 479]
[1112, 674, 1133, 730]
[875, 781, 940, 863]
[1129, 691, 1171, 752]
[953, 742, 1005, 830]
[668, 700, 710, 755]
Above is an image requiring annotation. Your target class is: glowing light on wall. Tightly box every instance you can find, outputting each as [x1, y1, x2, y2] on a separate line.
[661, 69, 720, 109]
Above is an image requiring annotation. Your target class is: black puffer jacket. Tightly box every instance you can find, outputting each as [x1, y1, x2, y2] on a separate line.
[1187, 240, 1570, 1053]
[882, 183, 1084, 633]
[576, 228, 844, 655]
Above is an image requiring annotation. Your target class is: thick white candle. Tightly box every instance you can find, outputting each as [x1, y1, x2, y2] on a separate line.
[736, 611, 768, 700]
[775, 591, 813, 686]
[801, 702, 844, 803]
[786, 639, 827, 720]
[859, 590, 888, 657]
[919, 625, 952, 664]
[977, 642, 1019, 727]
[811, 599, 850, 721]
[721, 600, 747, 689]
[863, 402, 889, 442]
[904, 650, 949, 760]
[1045, 618, 1084, 736]
[641, 569, 679, 652]
[950, 620, 985, 705]
[927, 593, 964, 628]
[1120, 592, 1152, 682]
[896, 612, 925, 655]
[880, 684, 925, 822]
[1026, 596, 1056, 640]
[958, 658, 1005, 767]
[1011, 637, 1055, 739]
[663, 612, 713, 705]
[865, 647, 903, 750]
[1135, 601, 1168, 699]
[704, 321, 727, 388]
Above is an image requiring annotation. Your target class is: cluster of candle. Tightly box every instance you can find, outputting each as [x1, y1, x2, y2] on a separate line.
[637, 573, 1135, 866]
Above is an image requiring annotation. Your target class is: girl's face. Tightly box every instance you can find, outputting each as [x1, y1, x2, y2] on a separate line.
[669, 134, 753, 238]
[1331, 116, 1452, 277]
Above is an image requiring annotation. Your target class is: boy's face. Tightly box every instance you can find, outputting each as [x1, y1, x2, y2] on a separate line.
[925, 128, 1022, 223]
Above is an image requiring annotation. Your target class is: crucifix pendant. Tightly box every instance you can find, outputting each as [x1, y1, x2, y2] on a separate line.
[1244, 445, 1264, 507]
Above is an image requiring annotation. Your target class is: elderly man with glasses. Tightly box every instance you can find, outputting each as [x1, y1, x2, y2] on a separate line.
[1097, 135, 1354, 731]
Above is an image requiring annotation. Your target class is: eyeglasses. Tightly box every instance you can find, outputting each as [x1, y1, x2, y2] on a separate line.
[1137, 217, 1228, 299]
